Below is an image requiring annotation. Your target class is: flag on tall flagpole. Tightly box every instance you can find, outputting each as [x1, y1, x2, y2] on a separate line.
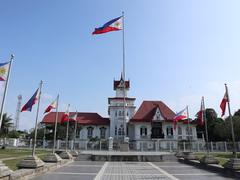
[61, 105, 70, 123]
[92, 16, 123, 35]
[197, 97, 204, 126]
[220, 92, 228, 117]
[44, 98, 57, 114]
[69, 112, 77, 121]
[173, 107, 188, 130]
[21, 88, 40, 112]
[0, 62, 10, 81]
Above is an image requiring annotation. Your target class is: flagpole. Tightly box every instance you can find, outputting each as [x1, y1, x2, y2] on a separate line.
[32, 80, 43, 156]
[0, 54, 14, 129]
[186, 105, 192, 152]
[65, 104, 70, 151]
[225, 83, 237, 158]
[52, 95, 59, 154]
[122, 11, 127, 140]
[73, 111, 78, 150]
[202, 97, 210, 155]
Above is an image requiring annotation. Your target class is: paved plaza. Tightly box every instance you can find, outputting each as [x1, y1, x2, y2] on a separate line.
[32, 161, 234, 180]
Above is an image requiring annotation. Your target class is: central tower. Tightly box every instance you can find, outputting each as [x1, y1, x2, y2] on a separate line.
[108, 74, 136, 139]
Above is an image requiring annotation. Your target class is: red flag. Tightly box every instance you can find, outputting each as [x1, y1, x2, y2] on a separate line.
[44, 99, 57, 114]
[220, 92, 228, 117]
[61, 105, 70, 123]
[197, 97, 204, 126]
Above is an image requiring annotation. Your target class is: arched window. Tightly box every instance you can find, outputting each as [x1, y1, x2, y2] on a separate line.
[87, 127, 93, 138]
[119, 111, 121, 116]
[140, 126, 147, 137]
[115, 111, 117, 117]
[100, 127, 106, 139]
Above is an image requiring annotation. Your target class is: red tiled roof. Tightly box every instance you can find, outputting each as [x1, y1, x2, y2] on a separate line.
[42, 112, 109, 125]
[130, 101, 176, 123]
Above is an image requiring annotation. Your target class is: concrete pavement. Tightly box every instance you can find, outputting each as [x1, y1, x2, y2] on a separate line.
[32, 160, 234, 180]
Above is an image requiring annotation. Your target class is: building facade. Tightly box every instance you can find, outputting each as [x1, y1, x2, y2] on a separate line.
[42, 75, 198, 149]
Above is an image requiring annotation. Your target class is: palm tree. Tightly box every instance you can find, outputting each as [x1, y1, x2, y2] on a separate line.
[0, 113, 13, 137]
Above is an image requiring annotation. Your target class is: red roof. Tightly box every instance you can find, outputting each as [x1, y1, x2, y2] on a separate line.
[130, 101, 176, 123]
[42, 112, 109, 125]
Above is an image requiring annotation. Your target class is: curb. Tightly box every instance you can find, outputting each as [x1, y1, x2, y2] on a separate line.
[178, 158, 240, 179]
[9, 159, 73, 180]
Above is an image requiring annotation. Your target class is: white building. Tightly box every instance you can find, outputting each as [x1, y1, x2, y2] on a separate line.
[42, 75, 198, 150]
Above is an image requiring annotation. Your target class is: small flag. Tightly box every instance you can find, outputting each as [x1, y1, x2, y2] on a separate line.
[44, 98, 57, 114]
[0, 62, 10, 81]
[220, 92, 228, 117]
[69, 112, 78, 121]
[197, 97, 204, 126]
[21, 88, 40, 112]
[173, 107, 188, 130]
[61, 106, 70, 123]
[92, 16, 122, 35]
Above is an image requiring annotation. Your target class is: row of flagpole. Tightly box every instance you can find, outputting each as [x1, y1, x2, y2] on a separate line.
[174, 83, 237, 157]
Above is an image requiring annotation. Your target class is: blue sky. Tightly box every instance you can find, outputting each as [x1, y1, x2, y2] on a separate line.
[1, 0, 240, 131]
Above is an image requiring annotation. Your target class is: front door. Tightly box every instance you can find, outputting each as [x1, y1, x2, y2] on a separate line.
[151, 122, 164, 138]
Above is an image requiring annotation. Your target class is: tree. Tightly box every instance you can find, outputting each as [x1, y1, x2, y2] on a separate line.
[0, 113, 13, 137]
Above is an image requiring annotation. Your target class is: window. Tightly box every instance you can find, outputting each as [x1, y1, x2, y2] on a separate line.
[100, 127, 106, 139]
[119, 111, 122, 116]
[140, 126, 147, 137]
[76, 129, 81, 138]
[166, 126, 173, 139]
[178, 127, 182, 135]
[87, 127, 93, 138]
[115, 126, 117, 135]
[118, 125, 124, 136]
[115, 111, 117, 117]
[186, 127, 193, 136]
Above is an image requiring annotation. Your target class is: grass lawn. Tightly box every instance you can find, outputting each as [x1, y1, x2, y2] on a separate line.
[0, 148, 50, 171]
[194, 152, 240, 166]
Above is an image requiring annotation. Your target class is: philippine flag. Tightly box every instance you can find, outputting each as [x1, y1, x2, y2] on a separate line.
[0, 62, 10, 81]
[61, 105, 70, 124]
[174, 108, 188, 121]
[44, 99, 57, 114]
[21, 88, 40, 112]
[92, 16, 123, 35]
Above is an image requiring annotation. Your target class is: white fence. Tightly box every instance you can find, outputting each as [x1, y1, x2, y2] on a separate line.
[1, 138, 240, 152]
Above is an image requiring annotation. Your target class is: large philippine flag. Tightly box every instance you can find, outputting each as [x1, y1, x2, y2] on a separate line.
[21, 88, 40, 112]
[92, 16, 122, 35]
[44, 99, 57, 114]
[0, 62, 10, 81]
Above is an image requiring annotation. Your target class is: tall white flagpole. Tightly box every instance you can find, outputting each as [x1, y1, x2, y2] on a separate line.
[202, 97, 210, 155]
[122, 11, 127, 140]
[52, 94, 59, 154]
[32, 80, 43, 156]
[225, 83, 237, 158]
[186, 105, 192, 152]
[0, 54, 14, 129]
[65, 104, 70, 151]
[74, 111, 78, 150]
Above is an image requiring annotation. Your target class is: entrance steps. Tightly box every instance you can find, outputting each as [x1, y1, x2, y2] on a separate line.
[76, 151, 177, 162]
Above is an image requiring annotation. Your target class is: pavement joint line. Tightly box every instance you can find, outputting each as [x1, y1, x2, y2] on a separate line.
[102, 173, 170, 176]
[94, 162, 108, 180]
[172, 173, 218, 176]
[148, 162, 179, 180]
[67, 165, 103, 167]
[51, 172, 97, 175]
